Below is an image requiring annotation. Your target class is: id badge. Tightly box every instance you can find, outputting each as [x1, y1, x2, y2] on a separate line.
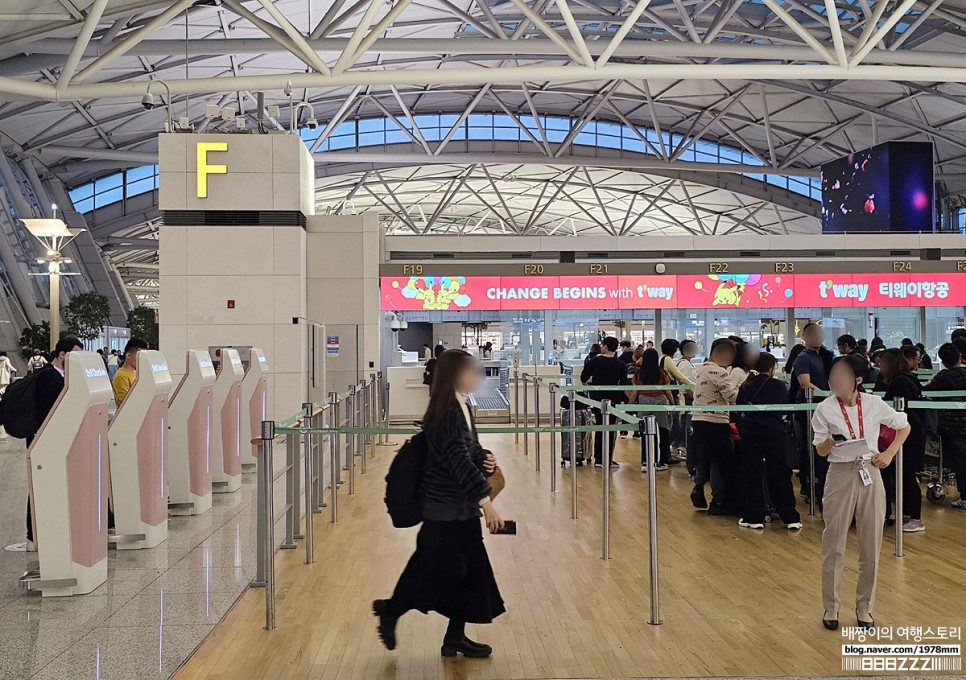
[858, 466, 873, 487]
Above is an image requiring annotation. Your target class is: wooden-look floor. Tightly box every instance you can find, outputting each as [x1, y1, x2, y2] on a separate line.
[175, 433, 966, 679]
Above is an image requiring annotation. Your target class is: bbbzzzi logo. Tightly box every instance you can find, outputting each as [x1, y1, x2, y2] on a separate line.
[840, 624, 961, 672]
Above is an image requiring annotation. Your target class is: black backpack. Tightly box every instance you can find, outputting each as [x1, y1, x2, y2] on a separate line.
[0, 372, 43, 439]
[384, 432, 427, 528]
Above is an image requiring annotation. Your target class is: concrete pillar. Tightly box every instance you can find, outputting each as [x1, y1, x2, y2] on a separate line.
[158, 133, 313, 420]
[305, 213, 380, 394]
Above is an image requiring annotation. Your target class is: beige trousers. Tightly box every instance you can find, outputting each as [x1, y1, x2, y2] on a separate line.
[821, 460, 886, 618]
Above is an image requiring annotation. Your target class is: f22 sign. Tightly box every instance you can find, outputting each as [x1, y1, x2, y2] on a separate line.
[381, 273, 966, 311]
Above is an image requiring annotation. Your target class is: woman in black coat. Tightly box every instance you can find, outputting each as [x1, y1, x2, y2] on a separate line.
[374, 349, 506, 658]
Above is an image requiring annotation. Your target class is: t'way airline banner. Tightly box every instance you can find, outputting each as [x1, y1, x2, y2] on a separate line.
[380, 273, 966, 312]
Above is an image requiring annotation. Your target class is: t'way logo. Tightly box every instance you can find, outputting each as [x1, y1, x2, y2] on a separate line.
[819, 279, 868, 302]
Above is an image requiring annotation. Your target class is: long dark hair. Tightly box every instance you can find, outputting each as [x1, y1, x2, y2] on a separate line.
[422, 349, 475, 431]
[878, 348, 903, 384]
[637, 348, 662, 385]
[743, 352, 777, 390]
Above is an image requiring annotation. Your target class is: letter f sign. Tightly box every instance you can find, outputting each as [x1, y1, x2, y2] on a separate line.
[197, 142, 228, 198]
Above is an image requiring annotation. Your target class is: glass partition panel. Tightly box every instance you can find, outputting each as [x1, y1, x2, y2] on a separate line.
[924, 307, 965, 357]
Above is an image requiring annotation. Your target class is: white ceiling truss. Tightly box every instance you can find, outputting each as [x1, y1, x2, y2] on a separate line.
[315, 162, 814, 236]
[0, 0, 963, 283]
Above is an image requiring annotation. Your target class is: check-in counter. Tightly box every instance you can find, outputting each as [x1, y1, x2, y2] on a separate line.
[107, 350, 172, 550]
[24, 352, 111, 596]
[240, 348, 269, 468]
[211, 348, 244, 493]
[386, 365, 429, 423]
[167, 350, 216, 516]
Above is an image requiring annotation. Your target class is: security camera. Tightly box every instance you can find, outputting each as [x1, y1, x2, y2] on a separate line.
[306, 116, 318, 130]
[283, 82, 293, 97]
[141, 92, 155, 110]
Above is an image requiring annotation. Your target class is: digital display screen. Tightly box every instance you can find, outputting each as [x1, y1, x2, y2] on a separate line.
[381, 273, 963, 311]
[821, 141, 933, 234]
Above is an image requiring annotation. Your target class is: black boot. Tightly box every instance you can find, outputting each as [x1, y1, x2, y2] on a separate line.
[441, 619, 492, 658]
[372, 599, 398, 650]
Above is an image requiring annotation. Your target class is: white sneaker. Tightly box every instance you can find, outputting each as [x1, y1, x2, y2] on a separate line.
[738, 518, 765, 529]
[787, 522, 803, 531]
[655, 464, 669, 471]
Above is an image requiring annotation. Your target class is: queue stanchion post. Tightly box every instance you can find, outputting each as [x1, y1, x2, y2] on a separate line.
[347, 386, 356, 495]
[523, 373, 530, 457]
[281, 432, 298, 549]
[534, 376, 541, 472]
[328, 391, 339, 523]
[302, 404, 315, 565]
[894, 396, 905, 558]
[359, 382, 368, 476]
[570, 387, 578, 520]
[513, 368, 520, 443]
[369, 373, 377, 456]
[805, 387, 817, 517]
[549, 382, 557, 492]
[253, 431, 268, 588]
[642, 414, 663, 625]
[601, 399, 611, 560]
[261, 421, 277, 630]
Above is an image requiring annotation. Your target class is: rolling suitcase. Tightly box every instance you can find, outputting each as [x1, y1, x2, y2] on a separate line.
[560, 407, 593, 466]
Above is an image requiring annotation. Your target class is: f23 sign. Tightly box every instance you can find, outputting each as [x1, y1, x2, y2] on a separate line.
[380, 273, 965, 312]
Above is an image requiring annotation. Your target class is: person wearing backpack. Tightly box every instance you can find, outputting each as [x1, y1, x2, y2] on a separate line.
[374, 349, 505, 659]
[27, 349, 46, 374]
[19, 337, 83, 550]
[736, 353, 802, 530]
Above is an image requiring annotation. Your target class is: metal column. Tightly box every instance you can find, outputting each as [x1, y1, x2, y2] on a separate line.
[601, 399, 611, 560]
[894, 396, 905, 558]
[549, 382, 557, 492]
[805, 387, 817, 517]
[642, 415, 662, 625]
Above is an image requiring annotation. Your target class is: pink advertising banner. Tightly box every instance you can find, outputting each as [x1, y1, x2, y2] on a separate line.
[380, 273, 966, 312]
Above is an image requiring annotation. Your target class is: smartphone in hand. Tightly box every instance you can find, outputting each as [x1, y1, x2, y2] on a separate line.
[832, 433, 847, 443]
[494, 520, 517, 535]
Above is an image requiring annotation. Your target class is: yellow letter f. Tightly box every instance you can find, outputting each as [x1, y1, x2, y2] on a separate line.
[197, 142, 228, 198]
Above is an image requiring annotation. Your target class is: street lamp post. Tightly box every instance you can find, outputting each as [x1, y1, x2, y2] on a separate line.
[21, 218, 84, 351]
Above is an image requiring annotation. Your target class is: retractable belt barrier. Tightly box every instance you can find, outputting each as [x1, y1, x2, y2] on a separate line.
[258, 373, 966, 632]
[253, 372, 386, 632]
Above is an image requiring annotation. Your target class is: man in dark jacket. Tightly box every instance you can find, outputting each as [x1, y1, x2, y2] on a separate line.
[23, 337, 83, 549]
[924, 342, 966, 510]
[580, 336, 628, 468]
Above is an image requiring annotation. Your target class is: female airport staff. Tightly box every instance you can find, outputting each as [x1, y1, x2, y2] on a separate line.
[374, 349, 506, 658]
[812, 355, 910, 631]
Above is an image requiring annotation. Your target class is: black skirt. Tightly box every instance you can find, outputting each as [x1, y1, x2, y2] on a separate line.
[390, 518, 505, 624]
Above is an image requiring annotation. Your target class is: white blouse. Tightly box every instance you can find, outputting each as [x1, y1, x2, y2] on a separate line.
[455, 391, 473, 431]
[811, 393, 908, 462]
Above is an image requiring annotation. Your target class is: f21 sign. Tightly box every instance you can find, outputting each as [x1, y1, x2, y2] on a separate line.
[380, 273, 963, 311]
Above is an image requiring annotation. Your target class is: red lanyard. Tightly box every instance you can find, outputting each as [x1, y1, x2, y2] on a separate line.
[836, 394, 864, 440]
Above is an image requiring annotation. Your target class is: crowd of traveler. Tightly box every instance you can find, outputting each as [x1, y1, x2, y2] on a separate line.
[586, 325, 966, 631]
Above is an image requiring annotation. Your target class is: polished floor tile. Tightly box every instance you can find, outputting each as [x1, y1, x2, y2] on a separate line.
[0, 436, 260, 679]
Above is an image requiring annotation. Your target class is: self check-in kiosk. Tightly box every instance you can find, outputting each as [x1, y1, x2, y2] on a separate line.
[107, 350, 172, 550]
[167, 350, 216, 516]
[22, 352, 111, 596]
[240, 348, 269, 468]
[211, 348, 244, 493]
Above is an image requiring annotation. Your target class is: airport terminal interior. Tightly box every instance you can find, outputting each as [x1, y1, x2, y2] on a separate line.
[1, 1, 966, 679]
